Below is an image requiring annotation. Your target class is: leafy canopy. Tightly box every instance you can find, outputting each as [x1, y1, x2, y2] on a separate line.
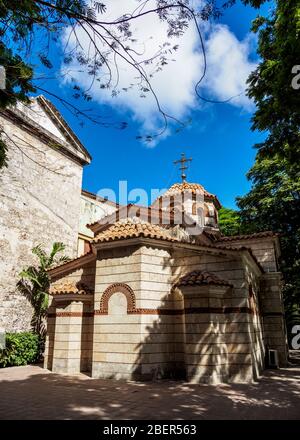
[0, 0, 269, 166]
[218, 207, 243, 236]
[237, 0, 300, 336]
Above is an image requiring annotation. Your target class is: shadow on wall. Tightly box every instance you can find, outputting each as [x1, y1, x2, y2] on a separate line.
[130, 250, 264, 384]
[81, 302, 94, 373]
[43, 246, 265, 383]
[45, 261, 96, 374]
[131, 289, 186, 381]
[46, 313, 55, 370]
[130, 289, 255, 384]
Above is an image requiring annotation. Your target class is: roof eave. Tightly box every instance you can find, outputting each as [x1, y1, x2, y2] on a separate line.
[93, 236, 176, 251]
[1, 104, 90, 166]
[38, 95, 92, 164]
[47, 251, 96, 279]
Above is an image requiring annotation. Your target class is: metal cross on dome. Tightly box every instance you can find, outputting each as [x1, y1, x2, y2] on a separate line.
[174, 153, 192, 182]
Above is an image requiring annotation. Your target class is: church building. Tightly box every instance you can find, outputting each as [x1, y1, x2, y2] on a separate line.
[46, 165, 288, 384]
[0, 95, 287, 384]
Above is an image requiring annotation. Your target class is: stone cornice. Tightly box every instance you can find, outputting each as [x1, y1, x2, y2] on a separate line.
[95, 236, 264, 273]
[81, 189, 120, 208]
[38, 96, 91, 163]
[48, 306, 257, 318]
[52, 294, 94, 303]
[48, 251, 96, 279]
[48, 235, 265, 279]
[0, 98, 91, 166]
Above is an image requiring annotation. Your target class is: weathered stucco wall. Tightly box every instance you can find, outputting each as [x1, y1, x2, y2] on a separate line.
[0, 113, 84, 332]
[77, 193, 117, 256]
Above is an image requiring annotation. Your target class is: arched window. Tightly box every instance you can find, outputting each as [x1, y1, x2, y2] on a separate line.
[98, 283, 136, 314]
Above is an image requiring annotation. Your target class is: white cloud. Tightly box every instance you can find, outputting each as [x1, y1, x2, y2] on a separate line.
[201, 24, 257, 110]
[60, 1, 257, 138]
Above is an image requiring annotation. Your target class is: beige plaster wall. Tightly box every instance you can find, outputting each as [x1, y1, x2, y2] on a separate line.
[171, 249, 265, 383]
[223, 238, 278, 273]
[46, 241, 285, 383]
[260, 273, 288, 366]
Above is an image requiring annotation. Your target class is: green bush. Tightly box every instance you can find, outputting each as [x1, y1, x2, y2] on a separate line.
[0, 332, 41, 368]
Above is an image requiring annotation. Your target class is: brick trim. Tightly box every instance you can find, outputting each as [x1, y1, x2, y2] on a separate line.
[47, 282, 258, 317]
[48, 312, 94, 318]
[97, 283, 136, 314]
[48, 306, 256, 317]
[128, 308, 182, 315]
[184, 306, 254, 315]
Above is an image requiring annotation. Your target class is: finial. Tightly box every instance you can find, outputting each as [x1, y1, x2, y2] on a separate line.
[174, 153, 192, 182]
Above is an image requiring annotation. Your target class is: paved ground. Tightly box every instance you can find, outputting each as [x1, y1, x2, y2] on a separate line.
[0, 353, 300, 420]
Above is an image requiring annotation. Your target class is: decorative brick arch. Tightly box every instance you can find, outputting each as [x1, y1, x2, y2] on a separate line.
[98, 283, 136, 314]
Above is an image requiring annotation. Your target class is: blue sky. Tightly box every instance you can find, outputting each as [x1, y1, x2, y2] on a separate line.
[32, 1, 273, 209]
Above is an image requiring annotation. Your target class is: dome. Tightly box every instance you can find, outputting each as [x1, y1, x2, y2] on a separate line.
[156, 182, 221, 209]
[161, 182, 204, 197]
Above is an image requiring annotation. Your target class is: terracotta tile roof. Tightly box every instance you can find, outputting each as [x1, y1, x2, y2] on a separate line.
[160, 182, 215, 198]
[50, 282, 94, 295]
[218, 231, 278, 242]
[175, 271, 232, 287]
[93, 219, 178, 244]
[86, 204, 176, 232]
[157, 182, 222, 209]
[164, 182, 205, 194]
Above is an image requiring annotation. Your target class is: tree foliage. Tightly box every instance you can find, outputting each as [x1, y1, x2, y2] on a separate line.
[0, 0, 269, 167]
[237, 0, 300, 334]
[17, 242, 69, 337]
[218, 207, 243, 236]
[0, 332, 41, 368]
[246, 0, 300, 164]
[0, 2, 212, 135]
[0, 43, 35, 109]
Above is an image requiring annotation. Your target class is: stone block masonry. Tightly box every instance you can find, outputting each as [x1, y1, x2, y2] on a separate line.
[0, 99, 90, 332]
[44, 171, 288, 383]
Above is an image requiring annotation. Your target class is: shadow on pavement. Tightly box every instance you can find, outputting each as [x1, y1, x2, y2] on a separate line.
[0, 353, 299, 420]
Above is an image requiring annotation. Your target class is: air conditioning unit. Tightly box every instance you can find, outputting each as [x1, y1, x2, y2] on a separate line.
[267, 349, 279, 368]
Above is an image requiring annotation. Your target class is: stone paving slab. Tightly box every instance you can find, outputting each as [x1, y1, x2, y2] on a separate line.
[0, 355, 300, 420]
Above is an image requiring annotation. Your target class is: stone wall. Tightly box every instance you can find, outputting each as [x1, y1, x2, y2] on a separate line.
[91, 245, 265, 383]
[171, 249, 265, 383]
[135, 245, 184, 380]
[222, 238, 278, 273]
[0, 113, 84, 332]
[225, 237, 288, 366]
[45, 260, 95, 373]
[45, 242, 283, 383]
[78, 192, 117, 256]
[92, 246, 144, 380]
[260, 273, 288, 366]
